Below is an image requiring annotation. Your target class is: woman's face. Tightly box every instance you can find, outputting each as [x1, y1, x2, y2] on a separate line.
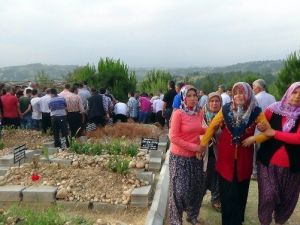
[288, 86, 300, 107]
[233, 88, 246, 106]
[209, 96, 221, 113]
[185, 89, 198, 108]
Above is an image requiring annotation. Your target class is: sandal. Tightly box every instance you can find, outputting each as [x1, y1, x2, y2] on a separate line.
[212, 201, 222, 212]
[186, 218, 201, 225]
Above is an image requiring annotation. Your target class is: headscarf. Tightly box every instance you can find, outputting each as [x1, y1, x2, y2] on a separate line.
[231, 82, 258, 126]
[180, 85, 200, 115]
[223, 82, 261, 144]
[267, 82, 300, 132]
[203, 92, 222, 125]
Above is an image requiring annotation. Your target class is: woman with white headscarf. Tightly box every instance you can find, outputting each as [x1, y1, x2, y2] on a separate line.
[169, 85, 205, 225]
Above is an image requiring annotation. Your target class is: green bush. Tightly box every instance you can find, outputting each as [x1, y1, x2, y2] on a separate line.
[108, 156, 129, 174]
[90, 143, 102, 155]
[107, 139, 122, 155]
[124, 143, 138, 157]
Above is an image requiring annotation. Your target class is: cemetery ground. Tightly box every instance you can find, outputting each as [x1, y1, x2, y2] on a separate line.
[1, 125, 300, 225]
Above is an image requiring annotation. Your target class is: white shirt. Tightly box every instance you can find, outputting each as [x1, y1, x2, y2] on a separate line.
[39, 94, 51, 113]
[221, 93, 231, 105]
[255, 91, 276, 111]
[153, 99, 164, 113]
[114, 102, 128, 116]
[31, 97, 42, 120]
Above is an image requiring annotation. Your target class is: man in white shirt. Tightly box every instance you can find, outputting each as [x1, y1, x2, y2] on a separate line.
[152, 96, 165, 127]
[113, 101, 128, 123]
[218, 84, 231, 105]
[39, 88, 52, 133]
[252, 79, 276, 179]
[252, 79, 276, 111]
[30, 89, 42, 130]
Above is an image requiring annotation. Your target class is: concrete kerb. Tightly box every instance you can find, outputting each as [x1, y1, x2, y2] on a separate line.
[145, 150, 170, 225]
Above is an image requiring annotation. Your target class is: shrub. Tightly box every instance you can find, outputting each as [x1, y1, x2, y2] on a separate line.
[107, 139, 122, 155]
[108, 156, 129, 174]
[0, 139, 4, 150]
[124, 143, 138, 157]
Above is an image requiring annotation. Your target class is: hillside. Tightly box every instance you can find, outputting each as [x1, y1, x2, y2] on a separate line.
[0, 60, 283, 82]
[0, 63, 77, 82]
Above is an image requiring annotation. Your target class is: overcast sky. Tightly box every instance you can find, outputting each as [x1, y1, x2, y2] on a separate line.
[1, 0, 300, 68]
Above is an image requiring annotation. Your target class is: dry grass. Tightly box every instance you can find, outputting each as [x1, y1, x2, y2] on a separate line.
[87, 123, 163, 139]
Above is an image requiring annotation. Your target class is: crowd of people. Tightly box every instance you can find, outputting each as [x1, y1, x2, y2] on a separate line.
[168, 80, 300, 225]
[0, 79, 299, 225]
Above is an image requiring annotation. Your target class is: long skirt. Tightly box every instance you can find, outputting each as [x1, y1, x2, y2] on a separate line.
[257, 162, 300, 225]
[200, 154, 220, 205]
[168, 153, 204, 225]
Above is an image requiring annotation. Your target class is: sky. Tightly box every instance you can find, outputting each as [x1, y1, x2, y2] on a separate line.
[0, 0, 300, 68]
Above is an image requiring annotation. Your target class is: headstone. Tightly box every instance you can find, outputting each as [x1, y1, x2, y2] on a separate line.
[140, 138, 159, 151]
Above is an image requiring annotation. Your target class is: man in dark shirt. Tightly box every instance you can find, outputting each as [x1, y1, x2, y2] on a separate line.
[162, 80, 177, 128]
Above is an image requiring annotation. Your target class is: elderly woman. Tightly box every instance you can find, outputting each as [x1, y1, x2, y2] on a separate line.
[252, 82, 300, 225]
[169, 85, 205, 225]
[200, 92, 222, 211]
[199, 82, 270, 225]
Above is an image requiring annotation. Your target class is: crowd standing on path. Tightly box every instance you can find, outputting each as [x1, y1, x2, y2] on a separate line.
[0, 79, 299, 225]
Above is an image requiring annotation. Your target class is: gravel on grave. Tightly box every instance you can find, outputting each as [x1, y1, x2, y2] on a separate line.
[0, 152, 150, 205]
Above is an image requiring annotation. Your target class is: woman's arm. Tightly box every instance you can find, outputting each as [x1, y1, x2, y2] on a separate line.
[200, 110, 224, 147]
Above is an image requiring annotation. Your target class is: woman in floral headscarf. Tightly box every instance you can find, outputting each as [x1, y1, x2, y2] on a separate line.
[169, 85, 205, 225]
[250, 82, 300, 225]
[199, 82, 270, 225]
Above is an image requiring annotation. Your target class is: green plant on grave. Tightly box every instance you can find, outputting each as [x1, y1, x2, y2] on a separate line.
[69, 138, 82, 154]
[0, 139, 4, 150]
[42, 146, 49, 160]
[108, 155, 129, 174]
[107, 139, 122, 155]
[124, 143, 138, 157]
[90, 143, 102, 155]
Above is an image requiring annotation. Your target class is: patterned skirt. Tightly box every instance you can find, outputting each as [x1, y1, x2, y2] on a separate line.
[168, 153, 204, 225]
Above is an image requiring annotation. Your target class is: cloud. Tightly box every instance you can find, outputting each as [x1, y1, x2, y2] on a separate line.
[0, 0, 300, 67]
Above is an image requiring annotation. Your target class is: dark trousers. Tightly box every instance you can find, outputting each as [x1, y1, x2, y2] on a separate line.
[51, 115, 69, 148]
[156, 110, 165, 127]
[42, 112, 51, 133]
[67, 112, 82, 137]
[2, 117, 20, 128]
[219, 173, 250, 225]
[113, 114, 128, 123]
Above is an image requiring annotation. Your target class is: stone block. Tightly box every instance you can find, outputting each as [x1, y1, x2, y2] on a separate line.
[137, 172, 154, 184]
[0, 166, 9, 176]
[47, 147, 58, 155]
[50, 158, 72, 166]
[0, 154, 15, 166]
[43, 141, 55, 148]
[149, 158, 162, 171]
[130, 185, 151, 207]
[22, 186, 57, 203]
[149, 150, 162, 158]
[0, 185, 25, 202]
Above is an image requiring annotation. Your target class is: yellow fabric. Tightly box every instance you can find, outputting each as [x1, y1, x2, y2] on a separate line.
[200, 110, 270, 147]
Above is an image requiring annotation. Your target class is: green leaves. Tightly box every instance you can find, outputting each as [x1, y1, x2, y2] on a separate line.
[139, 69, 172, 94]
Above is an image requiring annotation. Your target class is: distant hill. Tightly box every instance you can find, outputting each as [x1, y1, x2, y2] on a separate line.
[0, 63, 78, 82]
[0, 60, 284, 82]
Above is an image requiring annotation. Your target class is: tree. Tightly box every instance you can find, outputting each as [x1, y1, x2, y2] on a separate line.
[66, 64, 96, 84]
[275, 50, 300, 98]
[34, 70, 54, 89]
[139, 69, 172, 95]
[96, 58, 137, 102]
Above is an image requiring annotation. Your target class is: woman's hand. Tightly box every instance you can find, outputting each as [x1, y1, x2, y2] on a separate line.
[263, 128, 275, 137]
[196, 145, 207, 159]
[242, 136, 256, 147]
